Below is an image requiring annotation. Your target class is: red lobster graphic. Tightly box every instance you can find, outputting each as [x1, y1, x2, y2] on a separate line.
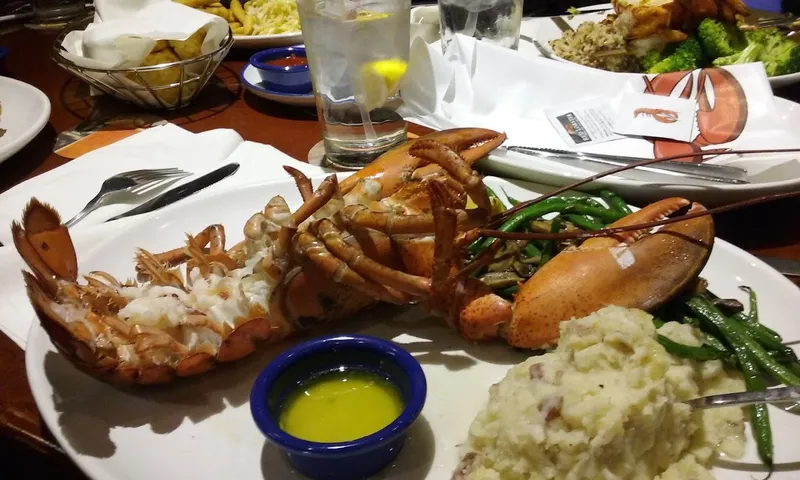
[633, 108, 679, 123]
[642, 68, 748, 162]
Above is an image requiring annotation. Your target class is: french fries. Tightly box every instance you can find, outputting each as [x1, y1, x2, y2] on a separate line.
[230, 0, 254, 35]
[172, 0, 257, 36]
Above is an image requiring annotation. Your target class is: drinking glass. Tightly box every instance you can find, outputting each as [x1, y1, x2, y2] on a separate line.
[297, 0, 411, 170]
[438, 0, 523, 52]
[28, 0, 88, 29]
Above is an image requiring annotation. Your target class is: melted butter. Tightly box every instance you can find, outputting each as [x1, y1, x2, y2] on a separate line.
[279, 370, 404, 443]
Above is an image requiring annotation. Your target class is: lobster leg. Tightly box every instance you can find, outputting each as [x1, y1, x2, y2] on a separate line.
[292, 228, 407, 304]
[409, 140, 491, 214]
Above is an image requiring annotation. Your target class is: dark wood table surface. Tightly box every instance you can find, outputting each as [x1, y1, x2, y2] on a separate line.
[1, 21, 800, 480]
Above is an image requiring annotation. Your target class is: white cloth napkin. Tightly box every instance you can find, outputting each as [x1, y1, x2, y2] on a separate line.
[399, 34, 800, 171]
[410, 5, 440, 45]
[0, 125, 332, 349]
[61, 0, 229, 69]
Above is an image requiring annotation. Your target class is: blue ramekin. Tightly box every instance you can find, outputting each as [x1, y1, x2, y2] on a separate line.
[250, 334, 427, 480]
[249, 46, 312, 94]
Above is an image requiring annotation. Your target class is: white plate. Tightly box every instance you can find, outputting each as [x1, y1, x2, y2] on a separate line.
[478, 96, 800, 207]
[522, 11, 800, 90]
[0, 76, 50, 165]
[240, 63, 316, 107]
[25, 175, 800, 479]
[233, 31, 303, 49]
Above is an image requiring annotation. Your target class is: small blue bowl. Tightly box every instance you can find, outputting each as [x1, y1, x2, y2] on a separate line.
[249, 46, 312, 95]
[250, 334, 427, 480]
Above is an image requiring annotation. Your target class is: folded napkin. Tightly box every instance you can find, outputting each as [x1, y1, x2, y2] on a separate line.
[399, 34, 800, 174]
[0, 126, 333, 349]
[410, 5, 440, 45]
[61, 0, 229, 69]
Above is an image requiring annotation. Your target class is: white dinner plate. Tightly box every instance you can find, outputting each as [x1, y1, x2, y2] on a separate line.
[240, 63, 316, 107]
[0, 76, 50, 165]
[523, 10, 800, 90]
[25, 175, 800, 480]
[233, 31, 303, 49]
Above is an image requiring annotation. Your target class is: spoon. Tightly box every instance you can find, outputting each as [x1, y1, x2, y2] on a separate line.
[685, 385, 800, 410]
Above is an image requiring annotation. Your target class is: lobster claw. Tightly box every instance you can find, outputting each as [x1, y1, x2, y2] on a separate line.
[503, 198, 715, 348]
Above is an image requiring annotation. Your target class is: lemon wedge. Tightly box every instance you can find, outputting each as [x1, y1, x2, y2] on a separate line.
[357, 57, 408, 111]
[356, 11, 389, 21]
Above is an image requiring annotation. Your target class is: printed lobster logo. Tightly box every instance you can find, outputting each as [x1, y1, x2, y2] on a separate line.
[642, 68, 748, 162]
[633, 108, 679, 123]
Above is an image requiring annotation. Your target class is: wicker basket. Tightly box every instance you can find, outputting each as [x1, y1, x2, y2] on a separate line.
[52, 16, 234, 110]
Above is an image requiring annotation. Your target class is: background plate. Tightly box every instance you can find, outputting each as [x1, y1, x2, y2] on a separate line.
[521, 10, 800, 89]
[0, 76, 51, 165]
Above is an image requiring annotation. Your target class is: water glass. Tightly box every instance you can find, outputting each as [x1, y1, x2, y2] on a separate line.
[438, 0, 523, 52]
[297, 0, 411, 170]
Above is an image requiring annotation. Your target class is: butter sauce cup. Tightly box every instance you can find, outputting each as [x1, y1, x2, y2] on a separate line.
[250, 334, 427, 480]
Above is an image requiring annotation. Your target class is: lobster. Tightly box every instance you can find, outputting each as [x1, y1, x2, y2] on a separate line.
[13, 127, 795, 385]
[633, 107, 679, 123]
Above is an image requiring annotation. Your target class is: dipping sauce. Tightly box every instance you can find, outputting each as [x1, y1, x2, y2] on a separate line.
[264, 53, 307, 68]
[279, 369, 404, 443]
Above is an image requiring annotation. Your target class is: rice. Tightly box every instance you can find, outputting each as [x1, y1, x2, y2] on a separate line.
[549, 14, 640, 73]
[454, 306, 745, 480]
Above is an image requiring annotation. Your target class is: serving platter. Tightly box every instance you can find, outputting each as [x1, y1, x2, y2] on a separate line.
[521, 8, 800, 89]
[0, 76, 51, 165]
[233, 31, 303, 49]
[25, 175, 800, 479]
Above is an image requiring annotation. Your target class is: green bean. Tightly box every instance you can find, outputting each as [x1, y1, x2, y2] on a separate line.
[734, 338, 774, 468]
[656, 335, 729, 361]
[598, 190, 633, 215]
[563, 214, 604, 231]
[687, 297, 800, 386]
[497, 285, 519, 298]
[577, 197, 607, 210]
[522, 242, 541, 259]
[485, 185, 508, 210]
[564, 203, 625, 223]
[539, 216, 563, 266]
[732, 313, 793, 356]
[660, 305, 730, 354]
[500, 188, 520, 206]
[470, 199, 577, 256]
[737, 286, 784, 343]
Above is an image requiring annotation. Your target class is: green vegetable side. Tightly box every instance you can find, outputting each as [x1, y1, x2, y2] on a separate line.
[640, 18, 800, 77]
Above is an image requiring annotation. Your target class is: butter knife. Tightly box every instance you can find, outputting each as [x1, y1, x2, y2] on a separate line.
[503, 146, 749, 185]
[551, 16, 574, 33]
[105, 163, 239, 222]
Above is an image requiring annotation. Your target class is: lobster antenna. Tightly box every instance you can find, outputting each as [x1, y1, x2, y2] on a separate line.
[476, 188, 800, 242]
[488, 147, 800, 227]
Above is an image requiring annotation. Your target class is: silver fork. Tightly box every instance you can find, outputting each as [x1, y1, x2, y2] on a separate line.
[65, 167, 191, 227]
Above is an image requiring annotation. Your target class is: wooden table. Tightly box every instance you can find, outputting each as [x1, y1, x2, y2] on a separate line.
[1, 24, 799, 480]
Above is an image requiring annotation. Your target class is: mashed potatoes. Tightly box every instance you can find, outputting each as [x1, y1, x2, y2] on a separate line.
[455, 306, 745, 480]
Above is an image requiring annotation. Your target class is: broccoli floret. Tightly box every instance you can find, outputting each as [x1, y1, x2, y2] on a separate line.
[761, 36, 800, 76]
[697, 18, 745, 60]
[646, 38, 704, 74]
[728, 27, 800, 76]
[640, 49, 663, 71]
[712, 42, 764, 67]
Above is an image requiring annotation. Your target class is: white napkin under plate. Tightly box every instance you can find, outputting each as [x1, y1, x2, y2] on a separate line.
[410, 5, 440, 45]
[399, 34, 800, 179]
[61, 0, 229, 69]
[0, 125, 332, 349]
